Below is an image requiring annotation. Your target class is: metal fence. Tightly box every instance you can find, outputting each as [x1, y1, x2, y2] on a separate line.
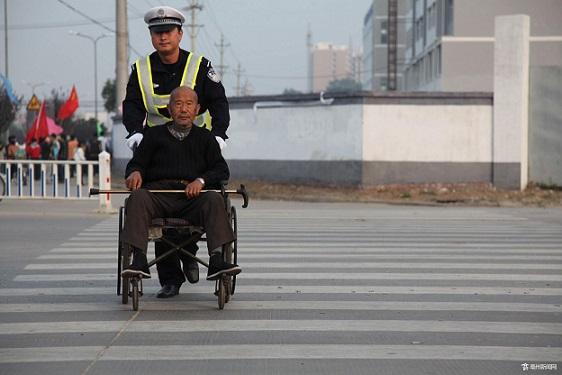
[1, 160, 97, 199]
[0, 152, 113, 211]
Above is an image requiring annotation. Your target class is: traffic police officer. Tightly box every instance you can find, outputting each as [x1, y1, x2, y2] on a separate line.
[122, 5, 230, 298]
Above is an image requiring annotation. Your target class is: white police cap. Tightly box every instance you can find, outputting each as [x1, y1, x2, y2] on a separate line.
[144, 6, 185, 32]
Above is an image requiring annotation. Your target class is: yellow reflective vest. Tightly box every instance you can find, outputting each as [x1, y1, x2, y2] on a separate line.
[135, 53, 211, 129]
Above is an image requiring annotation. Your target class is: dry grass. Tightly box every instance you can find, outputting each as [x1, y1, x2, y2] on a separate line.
[228, 180, 562, 207]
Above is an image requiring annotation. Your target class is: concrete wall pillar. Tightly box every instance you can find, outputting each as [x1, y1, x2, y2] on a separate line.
[493, 15, 530, 190]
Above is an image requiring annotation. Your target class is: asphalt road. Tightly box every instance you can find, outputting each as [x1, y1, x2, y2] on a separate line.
[0, 198, 561, 375]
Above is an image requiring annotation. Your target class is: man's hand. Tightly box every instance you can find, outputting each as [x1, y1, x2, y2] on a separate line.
[185, 179, 204, 198]
[215, 136, 227, 150]
[126, 133, 143, 150]
[126, 171, 143, 191]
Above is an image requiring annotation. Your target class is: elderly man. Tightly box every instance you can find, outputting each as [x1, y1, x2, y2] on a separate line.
[121, 86, 240, 281]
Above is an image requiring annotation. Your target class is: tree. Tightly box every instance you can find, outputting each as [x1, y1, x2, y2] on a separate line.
[325, 78, 362, 93]
[0, 87, 21, 138]
[101, 79, 116, 113]
[47, 88, 67, 120]
[282, 88, 302, 95]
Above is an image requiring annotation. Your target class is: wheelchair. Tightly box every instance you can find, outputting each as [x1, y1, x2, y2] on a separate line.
[114, 183, 249, 311]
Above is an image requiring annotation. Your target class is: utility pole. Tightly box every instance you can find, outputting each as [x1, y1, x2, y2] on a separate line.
[241, 79, 252, 96]
[115, 0, 128, 116]
[306, 23, 312, 93]
[184, 0, 203, 52]
[4, 0, 8, 78]
[233, 63, 244, 96]
[215, 33, 229, 79]
[387, 0, 398, 91]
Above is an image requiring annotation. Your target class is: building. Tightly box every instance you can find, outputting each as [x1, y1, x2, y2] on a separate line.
[403, 0, 562, 91]
[362, 0, 409, 91]
[310, 43, 350, 92]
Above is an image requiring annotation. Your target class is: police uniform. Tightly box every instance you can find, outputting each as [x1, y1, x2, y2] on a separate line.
[123, 6, 229, 140]
[122, 50, 229, 140]
[122, 6, 230, 296]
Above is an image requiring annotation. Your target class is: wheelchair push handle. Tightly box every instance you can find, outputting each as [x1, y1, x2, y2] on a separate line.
[89, 184, 249, 208]
[234, 184, 249, 208]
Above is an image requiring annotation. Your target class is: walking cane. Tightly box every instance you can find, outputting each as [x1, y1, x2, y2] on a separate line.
[89, 184, 249, 208]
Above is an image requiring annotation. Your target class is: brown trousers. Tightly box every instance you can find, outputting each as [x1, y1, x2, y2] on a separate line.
[121, 181, 235, 254]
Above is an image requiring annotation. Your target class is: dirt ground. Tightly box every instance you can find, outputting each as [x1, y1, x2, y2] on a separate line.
[229, 180, 562, 207]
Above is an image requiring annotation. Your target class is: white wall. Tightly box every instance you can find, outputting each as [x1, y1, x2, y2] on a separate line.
[224, 104, 363, 161]
[362, 104, 493, 162]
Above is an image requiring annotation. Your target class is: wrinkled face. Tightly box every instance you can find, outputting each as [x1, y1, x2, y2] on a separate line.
[168, 88, 200, 128]
[150, 27, 182, 55]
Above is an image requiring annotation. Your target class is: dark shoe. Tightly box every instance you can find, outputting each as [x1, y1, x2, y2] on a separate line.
[184, 259, 199, 284]
[122, 251, 151, 279]
[156, 284, 180, 298]
[206, 254, 241, 281]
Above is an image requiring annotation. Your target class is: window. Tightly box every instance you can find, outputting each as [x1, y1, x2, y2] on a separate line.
[425, 51, 433, 82]
[380, 20, 388, 44]
[445, 0, 454, 35]
[436, 45, 442, 76]
[380, 77, 388, 90]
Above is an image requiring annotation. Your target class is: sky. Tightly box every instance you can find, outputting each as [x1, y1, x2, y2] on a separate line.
[1, 0, 372, 116]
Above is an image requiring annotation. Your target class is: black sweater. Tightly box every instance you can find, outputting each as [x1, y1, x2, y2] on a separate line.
[125, 123, 229, 187]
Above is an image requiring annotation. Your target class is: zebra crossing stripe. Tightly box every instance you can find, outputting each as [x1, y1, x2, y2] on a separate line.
[0, 301, 560, 313]
[1, 285, 561, 296]
[1, 319, 561, 335]
[47, 247, 562, 254]
[14, 272, 562, 282]
[1, 345, 561, 363]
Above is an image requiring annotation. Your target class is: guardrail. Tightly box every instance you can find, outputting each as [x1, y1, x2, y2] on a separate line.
[1, 151, 113, 211]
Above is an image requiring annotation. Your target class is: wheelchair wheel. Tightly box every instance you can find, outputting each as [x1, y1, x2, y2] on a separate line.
[222, 237, 233, 304]
[131, 278, 139, 311]
[230, 206, 238, 295]
[117, 207, 125, 296]
[121, 246, 131, 305]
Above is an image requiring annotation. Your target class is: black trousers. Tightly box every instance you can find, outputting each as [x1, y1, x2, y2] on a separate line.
[121, 181, 235, 280]
[155, 240, 198, 287]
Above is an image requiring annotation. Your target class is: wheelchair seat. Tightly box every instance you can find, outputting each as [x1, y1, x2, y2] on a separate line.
[148, 218, 203, 241]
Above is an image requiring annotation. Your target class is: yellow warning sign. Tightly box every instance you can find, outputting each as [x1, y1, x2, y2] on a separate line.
[26, 94, 41, 111]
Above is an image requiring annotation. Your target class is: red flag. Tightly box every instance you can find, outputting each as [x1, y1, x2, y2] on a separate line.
[57, 85, 79, 120]
[26, 101, 49, 142]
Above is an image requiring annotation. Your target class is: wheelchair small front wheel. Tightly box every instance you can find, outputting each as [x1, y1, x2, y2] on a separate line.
[121, 249, 131, 305]
[217, 278, 226, 310]
[131, 278, 139, 311]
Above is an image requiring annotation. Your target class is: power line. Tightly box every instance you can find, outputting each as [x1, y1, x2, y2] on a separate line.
[56, 0, 143, 58]
[198, 28, 220, 58]
[57, 0, 114, 34]
[126, 1, 144, 17]
[204, 0, 242, 66]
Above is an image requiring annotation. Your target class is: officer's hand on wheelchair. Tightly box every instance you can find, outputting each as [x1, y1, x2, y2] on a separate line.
[185, 179, 204, 198]
[126, 171, 143, 191]
[126, 133, 144, 150]
[215, 136, 227, 150]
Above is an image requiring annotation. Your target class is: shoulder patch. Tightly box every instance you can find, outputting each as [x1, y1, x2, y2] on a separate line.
[207, 67, 221, 83]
